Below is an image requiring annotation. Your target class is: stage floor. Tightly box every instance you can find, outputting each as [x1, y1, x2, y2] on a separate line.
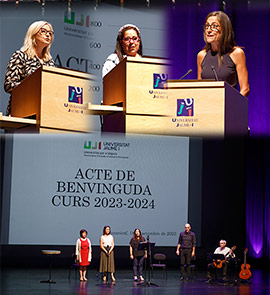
[1, 268, 269, 295]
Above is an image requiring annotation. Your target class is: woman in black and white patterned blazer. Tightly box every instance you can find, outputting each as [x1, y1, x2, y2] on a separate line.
[4, 21, 55, 115]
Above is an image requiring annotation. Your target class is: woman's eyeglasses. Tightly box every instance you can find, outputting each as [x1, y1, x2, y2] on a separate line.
[122, 36, 140, 44]
[39, 28, 54, 37]
[203, 24, 220, 32]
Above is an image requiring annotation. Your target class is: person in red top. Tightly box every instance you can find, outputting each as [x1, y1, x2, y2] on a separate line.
[76, 229, 92, 281]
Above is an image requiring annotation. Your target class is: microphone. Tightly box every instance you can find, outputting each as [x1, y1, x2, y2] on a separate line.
[211, 65, 219, 81]
[179, 69, 192, 80]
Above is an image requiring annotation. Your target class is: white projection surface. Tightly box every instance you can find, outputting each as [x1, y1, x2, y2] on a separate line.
[4, 133, 190, 246]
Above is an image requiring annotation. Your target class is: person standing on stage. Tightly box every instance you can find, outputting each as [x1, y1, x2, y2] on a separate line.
[129, 228, 147, 282]
[197, 11, 249, 97]
[176, 223, 196, 281]
[4, 20, 55, 115]
[102, 24, 143, 77]
[206, 239, 235, 283]
[75, 229, 92, 281]
[99, 225, 116, 282]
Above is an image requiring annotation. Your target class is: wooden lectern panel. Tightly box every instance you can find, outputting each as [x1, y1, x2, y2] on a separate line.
[164, 80, 248, 136]
[103, 59, 126, 106]
[103, 56, 170, 115]
[40, 67, 92, 132]
[124, 81, 248, 137]
[11, 66, 94, 133]
[11, 68, 42, 118]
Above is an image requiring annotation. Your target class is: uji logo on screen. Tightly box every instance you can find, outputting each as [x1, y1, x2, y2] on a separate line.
[153, 73, 168, 89]
[68, 86, 83, 104]
[84, 141, 101, 150]
[177, 98, 194, 116]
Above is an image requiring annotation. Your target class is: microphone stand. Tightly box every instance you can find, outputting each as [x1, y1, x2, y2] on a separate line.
[179, 69, 193, 80]
[138, 237, 159, 287]
[211, 65, 219, 81]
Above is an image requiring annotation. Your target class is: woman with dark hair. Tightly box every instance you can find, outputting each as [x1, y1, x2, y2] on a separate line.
[102, 24, 143, 77]
[4, 20, 55, 115]
[99, 225, 115, 282]
[75, 229, 92, 281]
[129, 228, 147, 281]
[197, 11, 249, 97]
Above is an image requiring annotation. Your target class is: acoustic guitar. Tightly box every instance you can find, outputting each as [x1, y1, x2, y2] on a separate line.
[213, 246, 236, 268]
[239, 248, 252, 280]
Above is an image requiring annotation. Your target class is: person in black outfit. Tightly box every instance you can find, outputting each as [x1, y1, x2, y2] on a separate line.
[129, 228, 147, 281]
[176, 223, 196, 281]
[197, 11, 249, 97]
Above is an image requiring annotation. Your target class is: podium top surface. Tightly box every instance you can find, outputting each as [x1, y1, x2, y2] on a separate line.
[166, 79, 227, 88]
[124, 55, 171, 66]
[42, 65, 96, 80]
[41, 250, 61, 255]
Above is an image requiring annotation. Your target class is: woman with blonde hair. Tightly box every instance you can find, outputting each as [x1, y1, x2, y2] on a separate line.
[4, 20, 55, 115]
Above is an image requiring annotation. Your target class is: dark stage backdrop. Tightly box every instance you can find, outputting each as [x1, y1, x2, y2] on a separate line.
[246, 139, 270, 268]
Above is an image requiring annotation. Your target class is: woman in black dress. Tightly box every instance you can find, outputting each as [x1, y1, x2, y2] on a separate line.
[197, 11, 249, 97]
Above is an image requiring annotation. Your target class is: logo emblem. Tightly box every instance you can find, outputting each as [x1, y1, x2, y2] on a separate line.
[177, 98, 194, 116]
[153, 73, 168, 89]
[68, 86, 83, 104]
[84, 141, 101, 150]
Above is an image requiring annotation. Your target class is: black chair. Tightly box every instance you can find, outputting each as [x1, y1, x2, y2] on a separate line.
[68, 253, 79, 280]
[150, 253, 167, 279]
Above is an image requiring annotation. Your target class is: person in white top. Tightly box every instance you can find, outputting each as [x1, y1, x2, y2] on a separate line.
[207, 239, 236, 283]
[102, 24, 143, 78]
[99, 225, 115, 282]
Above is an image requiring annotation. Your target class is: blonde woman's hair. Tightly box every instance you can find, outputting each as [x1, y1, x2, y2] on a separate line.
[21, 20, 54, 62]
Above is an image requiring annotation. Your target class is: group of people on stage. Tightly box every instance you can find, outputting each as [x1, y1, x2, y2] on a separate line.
[76, 223, 235, 284]
[75, 226, 147, 282]
[76, 226, 116, 282]
[176, 223, 236, 283]
[4, 10, 249, 116]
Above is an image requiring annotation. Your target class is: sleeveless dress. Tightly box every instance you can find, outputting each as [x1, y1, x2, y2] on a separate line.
[201, 50, 238, 89]
[80, 238, 90, 266]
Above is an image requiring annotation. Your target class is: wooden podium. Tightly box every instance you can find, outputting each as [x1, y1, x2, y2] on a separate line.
[103, 57, 248, 137]
[10, 66, 94, 133]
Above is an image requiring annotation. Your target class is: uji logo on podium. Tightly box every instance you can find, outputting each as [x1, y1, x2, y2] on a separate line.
[153, 73, 168, 89]
[177, 98, 194, 117]
[68, 86, 83, 104]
